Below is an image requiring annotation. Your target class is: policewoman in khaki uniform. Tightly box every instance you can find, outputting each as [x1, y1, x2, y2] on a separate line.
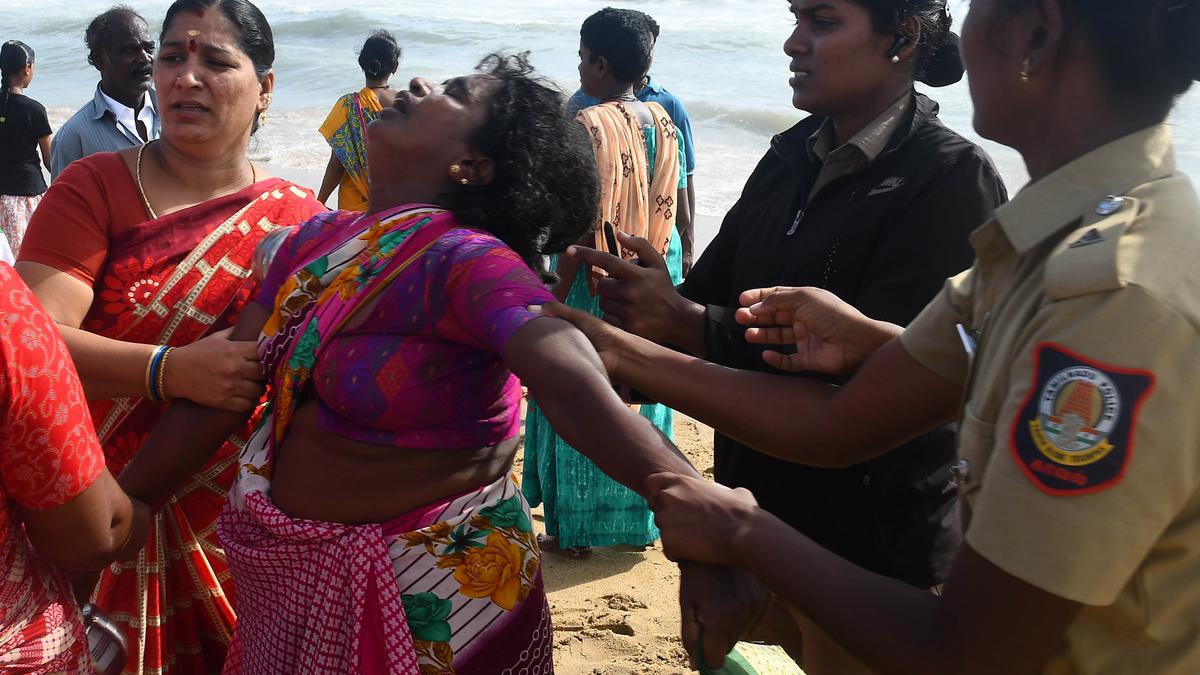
[541, 0, 1200, 672]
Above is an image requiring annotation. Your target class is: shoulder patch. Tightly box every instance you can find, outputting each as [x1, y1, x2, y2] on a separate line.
[1009, 343, 1155, 495]
[1043, 196, 1139, 301]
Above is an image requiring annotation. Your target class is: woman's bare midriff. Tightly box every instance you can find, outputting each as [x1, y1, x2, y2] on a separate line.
[269, 400, 519, 525]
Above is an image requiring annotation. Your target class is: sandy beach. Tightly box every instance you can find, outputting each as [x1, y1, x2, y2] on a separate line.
[518, 413, 717, 675]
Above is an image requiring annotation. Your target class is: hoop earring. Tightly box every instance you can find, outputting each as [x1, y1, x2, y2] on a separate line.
[1020, 57, 1032, 83]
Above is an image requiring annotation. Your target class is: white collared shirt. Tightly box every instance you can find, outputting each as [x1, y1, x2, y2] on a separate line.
[99, 88, 158, 143]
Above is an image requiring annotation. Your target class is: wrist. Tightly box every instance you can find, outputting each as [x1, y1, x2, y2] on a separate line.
[144, 345, 172, 402]
[859, 319, 903, 360]
[159, 344, 184, 400]
[731, 506, 773, 570]
[671, 295, 708, 357]
[612, 328, 660, 388]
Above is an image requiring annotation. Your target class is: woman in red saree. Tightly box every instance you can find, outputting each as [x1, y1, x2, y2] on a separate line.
[16, 1, 325, 672]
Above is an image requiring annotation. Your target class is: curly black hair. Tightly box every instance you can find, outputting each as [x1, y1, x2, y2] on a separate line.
[445, 52, 599, 281]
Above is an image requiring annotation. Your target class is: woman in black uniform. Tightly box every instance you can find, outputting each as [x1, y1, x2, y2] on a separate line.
[562, 2, 1006, 670]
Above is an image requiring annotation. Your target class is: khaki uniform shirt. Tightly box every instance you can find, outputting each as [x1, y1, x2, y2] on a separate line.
[901, 125, 1200, 674]
[805, 93, 910, 204]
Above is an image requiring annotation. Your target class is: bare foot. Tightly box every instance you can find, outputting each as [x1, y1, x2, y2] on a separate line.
[537, 533, 593, 559]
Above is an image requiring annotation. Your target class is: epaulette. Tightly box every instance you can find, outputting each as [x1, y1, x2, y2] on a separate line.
[1043, 195, 1140, 301]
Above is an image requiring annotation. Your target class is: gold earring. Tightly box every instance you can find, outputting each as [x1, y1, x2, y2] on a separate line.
[1020, 57, 1032, 83]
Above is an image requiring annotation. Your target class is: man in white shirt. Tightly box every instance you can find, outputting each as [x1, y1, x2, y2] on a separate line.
[51, 7, 159, 179]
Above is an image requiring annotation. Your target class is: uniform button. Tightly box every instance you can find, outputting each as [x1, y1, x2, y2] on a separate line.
[951, 459, 971, 484]
[1096, 196, 1126, 216]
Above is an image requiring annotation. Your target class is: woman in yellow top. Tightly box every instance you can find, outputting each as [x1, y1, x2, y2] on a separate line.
[553, 0, 1200, 672]
[317, 30, 401, 211]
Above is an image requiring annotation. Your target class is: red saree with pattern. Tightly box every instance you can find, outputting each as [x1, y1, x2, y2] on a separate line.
[80, 180, 325, 675]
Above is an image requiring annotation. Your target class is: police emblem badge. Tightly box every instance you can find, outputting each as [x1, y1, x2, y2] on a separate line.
[1011, 343, 1154, 495]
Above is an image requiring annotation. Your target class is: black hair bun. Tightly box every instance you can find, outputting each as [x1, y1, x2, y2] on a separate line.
[358, 30, 402, 80]
[918, 31, 964, 87]
[1164, 1, 1200, 84]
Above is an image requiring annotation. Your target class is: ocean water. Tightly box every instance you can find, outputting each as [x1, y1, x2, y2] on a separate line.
[9, 0, 1200, 247]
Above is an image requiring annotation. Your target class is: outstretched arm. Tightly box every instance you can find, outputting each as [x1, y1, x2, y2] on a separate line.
[504, 316, 770, 668]
[538, 297, 959, 468]
[504, 315, 699, 491]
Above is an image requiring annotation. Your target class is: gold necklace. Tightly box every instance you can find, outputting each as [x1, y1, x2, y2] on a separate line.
[135, 141, 258, 220]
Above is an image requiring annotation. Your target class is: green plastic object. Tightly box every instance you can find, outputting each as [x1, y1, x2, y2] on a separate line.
[697, 642, 804, 675]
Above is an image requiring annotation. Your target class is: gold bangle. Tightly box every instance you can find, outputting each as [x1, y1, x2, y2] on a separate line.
[156, 347, 175, 401]
[144, 346, 160, 400]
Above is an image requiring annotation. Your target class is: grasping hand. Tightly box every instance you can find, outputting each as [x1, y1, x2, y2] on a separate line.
[165, 327, 264, 411]
[565, 230, 700, 349]
[530, 302, 633, 380]
[649, 473, 760, 568]
[735, 286, 900, 375]
[679, 563, 772, 671]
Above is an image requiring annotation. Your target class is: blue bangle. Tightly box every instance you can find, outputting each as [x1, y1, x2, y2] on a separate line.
[147, 345, 168, 402]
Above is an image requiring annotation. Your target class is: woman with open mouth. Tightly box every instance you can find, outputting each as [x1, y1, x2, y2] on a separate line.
[114, 50, 753, 673]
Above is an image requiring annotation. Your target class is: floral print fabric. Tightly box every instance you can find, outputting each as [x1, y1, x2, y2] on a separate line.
[0, 194, 40, 257]
[0, 262, 102, 673]
[255, 207, 554, 449]
[387, 475, 551, 674]
[222, 206, 553, 672]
